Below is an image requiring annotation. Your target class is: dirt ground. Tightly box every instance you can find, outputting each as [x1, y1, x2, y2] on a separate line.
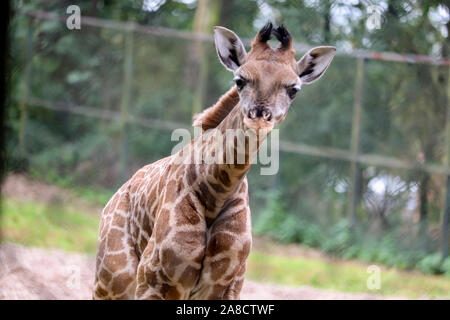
[0, 243, 398, 300]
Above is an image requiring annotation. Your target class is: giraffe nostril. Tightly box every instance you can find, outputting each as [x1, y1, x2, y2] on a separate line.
[248, 106, 272, 121]
[262, 110, 272, 121]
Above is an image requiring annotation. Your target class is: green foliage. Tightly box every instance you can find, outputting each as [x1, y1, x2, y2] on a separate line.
[254, 193, 445, 275]
[1, 197, 99, 254]
[247, 251, 450, 299]
[442, 258, 450, 277]
[254, 192, 325, 246]
[417, 253, 448, 275]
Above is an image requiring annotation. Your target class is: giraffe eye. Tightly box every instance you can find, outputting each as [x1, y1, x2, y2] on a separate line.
[233, 77, 247, 91]
[287, 86, 300, 99]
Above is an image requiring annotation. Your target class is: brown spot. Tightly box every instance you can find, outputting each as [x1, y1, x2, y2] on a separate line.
[238, 240, 252, 262]
[205, 216, 215, 228]
[155, 224, 171, 243]
[150, 248, 160, 265]
[155, 211, 171, 243]
[187, 166, 197, 185]
[112, 214, 126, 228]
[131, 221, 139, 242]
[111, 272, 134, 294]
[209, 181, 226, 193]
[103, 203, 111, 216]
[97, 240, 106, 260]
[218, 169, 231, 187]
[145, 269, 158, 287]
[130, 183, 139, 195]
[196, 182, 215, 211]
[103, 252, 127, 271]
[179, 266, 200, 289]
[99, 268, 112, 283]
[146, 185, 157, 208]
[117, 196, 129, 211]
[161, 248, 182, 278]
[209, 284, 227, 299]
[110, 195, 119, 211]
[142, 215, 152, 235]
[215, 209, 248, 234]
[95, 285, 109, 298]
[165, 180, 178, 203]
[173, 231, 204, 251]
[206, 233, 236, 256]
[133, 169, 146, 180]
[139, 195, 146, 208]
[138, 237, 148, 254]
[160, 283, 181, 300]
[175, 198, 201, 226]
[210, 257, 231, 281]
[176, 177, 184, 193]
[106, 229, 125, 251]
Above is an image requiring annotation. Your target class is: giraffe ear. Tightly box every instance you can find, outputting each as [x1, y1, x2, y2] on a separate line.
[297, 46, 336, 84]
[214, 26, 247, 71]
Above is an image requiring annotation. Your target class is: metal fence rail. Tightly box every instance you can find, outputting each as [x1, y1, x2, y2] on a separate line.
[20, 9, 450, 66]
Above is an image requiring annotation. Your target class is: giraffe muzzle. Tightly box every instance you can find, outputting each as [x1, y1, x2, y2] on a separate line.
[247, 106, 272, 121]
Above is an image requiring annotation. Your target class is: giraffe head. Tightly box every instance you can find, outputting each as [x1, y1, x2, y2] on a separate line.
[214, 22, 336, 131]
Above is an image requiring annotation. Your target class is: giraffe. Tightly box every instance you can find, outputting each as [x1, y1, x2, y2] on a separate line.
[93, 22, 336, 300]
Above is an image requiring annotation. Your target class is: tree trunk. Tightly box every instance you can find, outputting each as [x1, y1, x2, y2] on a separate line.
[322, 0, 331, 42]
[419, 172, 429, 223]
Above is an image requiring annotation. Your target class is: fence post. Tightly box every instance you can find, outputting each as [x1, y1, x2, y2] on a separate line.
[348, 57, 365, 230]
[442, 66, 450, 260]
[191, 0, 220, 116]
[119, 27, 134, 183]
[18, 17, 34, 157]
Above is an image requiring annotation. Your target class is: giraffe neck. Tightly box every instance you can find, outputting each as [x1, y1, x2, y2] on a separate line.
[183, 102, 269, 221]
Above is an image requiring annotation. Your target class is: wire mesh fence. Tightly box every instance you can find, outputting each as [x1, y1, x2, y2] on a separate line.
[7, 9, 450, 266]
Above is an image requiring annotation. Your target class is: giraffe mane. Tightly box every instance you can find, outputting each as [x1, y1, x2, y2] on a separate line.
[192, 86, 240, 132]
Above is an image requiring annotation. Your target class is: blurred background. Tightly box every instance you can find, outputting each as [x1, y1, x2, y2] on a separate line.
[1, 0, 450, 299]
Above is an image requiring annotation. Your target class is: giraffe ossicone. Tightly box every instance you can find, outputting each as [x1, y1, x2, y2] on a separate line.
[93, 22, 336, 300]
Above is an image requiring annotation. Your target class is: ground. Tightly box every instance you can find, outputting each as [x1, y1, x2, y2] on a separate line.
[1, 174, 449, 300]
[0, 243, 395, 300]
